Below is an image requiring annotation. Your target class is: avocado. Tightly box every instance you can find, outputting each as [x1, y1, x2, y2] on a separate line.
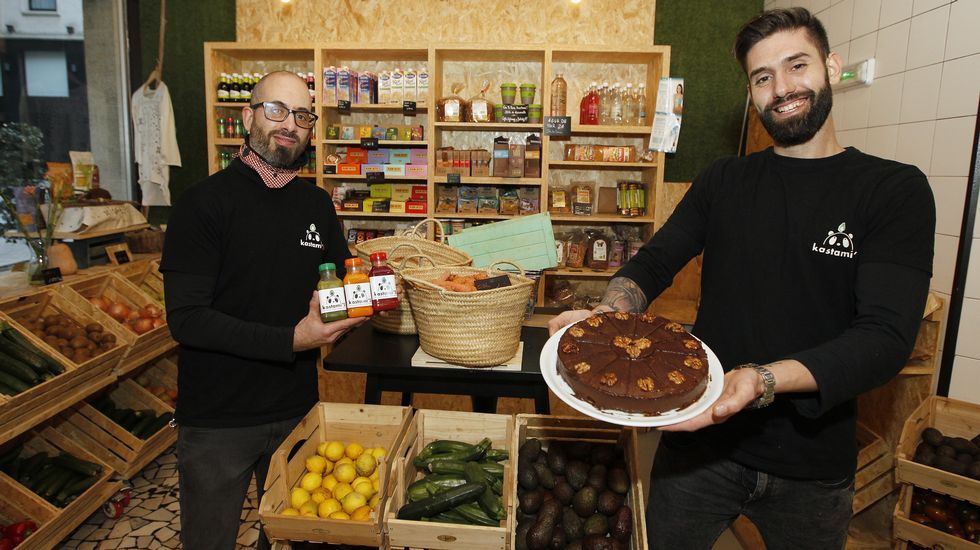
[608, 505, 633, 541]
[587, 464, 608, 491]
[515, 519, 533, 550]
[606, 468, 630, 495]
[536, 449, 549, 465]
[933, 455, 967, 476]
[547, 442, 568, 475]
[914, 445, 936, 466]
[922, 427, 944, 446]
[581, 534, 622, 550]
[519, 458, 540, 490]
[967, 461, 980, 480]
[520, 438, 542, 463]
[949, 437, 979, 455]
[534, 461, 557, 489]
[584, 513, 608, 536]
[566, 460, 590, 491]
[573, 486, 598, 518]
[549, 526, 567, 549]
[553, 477, 575, 505]
[597, 490, 625, 515]
[563, 507, 585, 541]
[590, 444, 615, 466]
[567, 541, 583, 550]
[958, 452, 974, 465]
[538, 498, 562, 525]
[568, 441, 593, 460]
[520, 488, 544, 515]
[527, 520, 554, 550]
[937, 445, 957, 458]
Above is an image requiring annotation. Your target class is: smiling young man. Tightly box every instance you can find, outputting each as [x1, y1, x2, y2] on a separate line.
[548, 8, 935, 549]
[161, 71, 365, 550]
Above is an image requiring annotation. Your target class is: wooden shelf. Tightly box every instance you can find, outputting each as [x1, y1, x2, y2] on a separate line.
[433, 122, 543, 131]
[215, 137, 244, 146]
[321, 103, 428, 112]
[545, 267, 620, 278]
[570, 124, 652, 136]
[433, 176, 542, 186]
[322, 174, 427, 181]
[322, 140, 428, 146]
[211, 101, 249, 108]
[550, 214, 654, 224]
[337, 211, 427, 219]
[433, 213, 528, 221]
[549, 160, 657, 169]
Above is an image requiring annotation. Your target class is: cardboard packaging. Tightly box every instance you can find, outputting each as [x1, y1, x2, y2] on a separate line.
[345, 148, 368, 164]
[370, 184, 392, 199]
[337, 163, 361, 175]
[508, 144, 525, 178]
[389, 200, 406, 213]
[391, 184, 413, 202]
[525, 135, 541, 178]
[471, 150, 491, 177]
[410, 185, 427, 201]
[405, 164, 427, 178]
[410, 149, 427, 165]
[493, 138, 510, 177]
[360, 164, 384, 176]
[384, 164, 406, 177]
[405, 201, 426, 214]
[367, 150, 389, 164]
[388, 149, 412, 165]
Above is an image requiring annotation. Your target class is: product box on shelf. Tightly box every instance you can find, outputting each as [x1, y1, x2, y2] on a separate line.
[388, 149, 412, 165]
[384, 409, 514, 550]
[338, 164, 361, 176]
[410, 149, 427, 165]
[893, 484, 978, 550]
[525, 135, 541, 178]
[370, 184, 393, 199]
[384, 165, 406, 177]
[345, 148, 369, 164]
[343, 199, 363, 212]
[361, 164, 384, 176]
[508, 145, 525, 178]
[492, 139, 509, 177]
[896, 396, 980, 504]
[391, 184, 413, 202]
[389, 201, 406, 214]
[411, 185, 427, 201]
[405, 164, 427, 178]
[472, 150, 491, 177]
[511, 414, 649, 550]
[368, 150, 390, 165]
[0, 426, 120, 549]
[405, 201, 427, 214]
[258, 402, 413, 546]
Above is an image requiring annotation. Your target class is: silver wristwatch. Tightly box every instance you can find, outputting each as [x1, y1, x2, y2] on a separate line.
[735, 363, 776, 409]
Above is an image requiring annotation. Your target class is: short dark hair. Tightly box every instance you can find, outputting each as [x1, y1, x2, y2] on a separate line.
[733, 7, 831, 72]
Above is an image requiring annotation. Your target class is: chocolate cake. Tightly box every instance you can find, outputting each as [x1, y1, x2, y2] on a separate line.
[556, 312, 709, 415]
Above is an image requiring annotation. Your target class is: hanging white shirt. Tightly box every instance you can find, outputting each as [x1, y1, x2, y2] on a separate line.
[131, 81, 182, 206]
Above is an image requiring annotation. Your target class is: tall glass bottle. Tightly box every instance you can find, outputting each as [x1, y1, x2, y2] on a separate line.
[317, 263, 348, 322]
[610, 83, 623, 125]
[637, 84, 648, 126]
[343, 257, 374, 317]
[550, 73, 567, 117]
[623, 83, 636, 125]
[217, 73, 230, 103]
[599, 82, 611, 125]
[368, 252, 400, 311]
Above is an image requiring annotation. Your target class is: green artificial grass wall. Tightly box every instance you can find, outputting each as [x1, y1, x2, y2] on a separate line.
[656, 0, 763, 182]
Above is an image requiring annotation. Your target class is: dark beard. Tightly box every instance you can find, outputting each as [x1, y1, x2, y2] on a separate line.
[248, 127, 303, 168]
[758, 79, 833, 147]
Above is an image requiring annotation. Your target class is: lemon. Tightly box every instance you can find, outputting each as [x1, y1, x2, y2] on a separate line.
[345, 442, 364, 460]
[334, 463, 356, 483]
[290, 487, 311, 509]
[324, 441, 345, 462]
[311, 487, 330, 504]
[335, 456, 353, 466]
[369, 469, 380, 481]
[322, 474, 338, 491]
[352, 476, 371, 489]
[333, 482, 354, 501]
[328, 511, 350, 520]
[354, 453, 377, 477]
[353, 480, 374, 498]
[305, 455, 328, 475]
[342, 491, 367, 514]
[369, 494, 380, 508]
[351, 505, 372, 522]
[370, 447, 387, 460]
[299, 500, 319, 517]
[371, 478, 381, 494]
[300, 472, 323, 492]
[321, 459, 334, 476]
[281, 507, 300, 516]
[318, 498, 342, 518]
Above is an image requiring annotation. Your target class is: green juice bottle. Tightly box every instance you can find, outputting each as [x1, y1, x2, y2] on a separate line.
[317, 263, 348, 322]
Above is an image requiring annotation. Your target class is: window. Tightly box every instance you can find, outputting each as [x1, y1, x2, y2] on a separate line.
[24, 50, 68, 97]
[28, 0, 58, 12]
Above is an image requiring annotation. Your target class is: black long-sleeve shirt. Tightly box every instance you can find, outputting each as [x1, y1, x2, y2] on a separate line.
[160, 159, 350, 427]
[617, 147, 935, 479]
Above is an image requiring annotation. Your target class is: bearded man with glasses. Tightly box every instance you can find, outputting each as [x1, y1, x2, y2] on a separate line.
[160, 71, 366, 550]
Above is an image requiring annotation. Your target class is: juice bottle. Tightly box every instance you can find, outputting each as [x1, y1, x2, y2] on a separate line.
[317, 263, 348, 322]
[343, 257, 374, 317]
[579, 81, 600, 125]
[550, 73, 567, 116]
[368, 252, 400, 311]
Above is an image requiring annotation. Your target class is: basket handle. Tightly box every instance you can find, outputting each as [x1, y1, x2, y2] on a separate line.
[488, 260, 526, 278]
[398, 253, 437, 270]
[408, 217, 448, 243]
[386, 242, 425, 262]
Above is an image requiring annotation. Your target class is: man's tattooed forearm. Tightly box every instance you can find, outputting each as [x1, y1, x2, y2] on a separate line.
[599, 277, 648, 313]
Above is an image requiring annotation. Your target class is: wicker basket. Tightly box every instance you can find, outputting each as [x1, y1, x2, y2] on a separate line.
[355, 219, 472, 335]
[401, 259, 535, 367]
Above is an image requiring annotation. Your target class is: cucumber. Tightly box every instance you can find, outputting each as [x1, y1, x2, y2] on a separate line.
[0, 381, 20, 396]
[415, 438, 492, 468]
[485, 448, 509, 462]
[464, 461, 505, 520]
[0, 368, 30, 393]
[0, 333, 50, 374]
[0, 349, 40, 384]
[129, 413, 159, 438]
[135, 413, 173, 439]
[1, 327, 63, 373]
[52, 453, 102, 477]
[396, 481, 485, 521]
[55, 473, 98, 506]
[429, 510, 470, 524]
[453, 501, 501, 526]
[414, 440, 477, 465]
[428, 459, 504, 479]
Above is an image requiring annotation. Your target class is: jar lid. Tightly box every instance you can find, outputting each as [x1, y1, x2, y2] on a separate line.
[520, 83, 536, 88]
[500, 83, 517, 88]
[369, 251, 387, 262]
[318, 262, 336, 272]
[344, 257, 362, 267]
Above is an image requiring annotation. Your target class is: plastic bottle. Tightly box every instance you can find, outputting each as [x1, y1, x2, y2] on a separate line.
[610, 82, 623, 125]
[550, 73, 567, 117]
[637, 84, 648, 126]
[599, 82, 611, 125]
[368, 252, 400, 311]
[623, 83, 636, 125]
[317, 263, 348, 322]
[343, 258, 374, 317]
[579, 81, 600, 125]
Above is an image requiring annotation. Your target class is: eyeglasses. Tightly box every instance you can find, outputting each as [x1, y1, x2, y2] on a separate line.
[249, 101, 318, 129]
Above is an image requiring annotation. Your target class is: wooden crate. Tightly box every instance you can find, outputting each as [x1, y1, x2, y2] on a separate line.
[512, 414, 648, 550]
[901, 293, 945, 375]
[853, 422, 895, 515]
[58, 272, 173, 372]
[50, 378, 176, 478]
[259, 402, 413, 546]
[896, 396, 980, 504]
[0, 427, 121, 549]
[893, 484, 978, 550]
[385, 409, 514, 550]
[130, 353, 178, 408]
[115, 259, 165, 304]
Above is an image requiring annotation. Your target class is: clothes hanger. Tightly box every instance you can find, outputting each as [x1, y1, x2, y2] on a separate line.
[141, 0, 166, 93]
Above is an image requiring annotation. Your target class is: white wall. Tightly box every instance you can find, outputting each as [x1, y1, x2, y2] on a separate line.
[0, 0, 84, 40]
[764, 0, 980, 404]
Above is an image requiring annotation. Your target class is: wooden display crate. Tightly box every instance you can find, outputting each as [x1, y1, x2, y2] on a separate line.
[902, 292, 945, 375]
[512, 414, 648, 550]
[893, 484, 978, 550]
[129, 353, 178, 408]
[385, 409, 514, 550]
[58, 272, 173, 373]
[50, 378, 175, 478]
[115, 259, 165, 304]
[0, 290, 127, 443]
[0, 426, 120, 549]
[259, 402, 413, 546]
[853, 421, 895, 514]
[896, 396, 980, 504]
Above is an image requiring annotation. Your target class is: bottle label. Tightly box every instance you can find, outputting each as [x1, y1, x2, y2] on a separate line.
[230, 89, 241, 101]
[241, 89, 252, 101]
[345, 282, 372, 308]
[217, 89, 230, 100]
[593, 240, 608, 261]
[370, 274, 398, 300]
[318, 287, 347, 314]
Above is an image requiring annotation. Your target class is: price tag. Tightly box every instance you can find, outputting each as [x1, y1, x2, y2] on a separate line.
[366, 171, 386, 183]
[360, 137, 379, 150]
[402, 101, 417, 116]
[543, 116, 572, 137]
[337, 100, 351, 115]
[114, 250, 131, 264]
[447, 173, 461, 185]
[41, 267, 63, 285]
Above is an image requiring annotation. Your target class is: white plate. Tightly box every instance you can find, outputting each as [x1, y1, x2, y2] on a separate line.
[540, 323, 724, 427]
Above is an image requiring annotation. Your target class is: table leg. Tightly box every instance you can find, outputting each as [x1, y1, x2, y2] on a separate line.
[363, 374, 382, 405]
[471, 395, 497, 414]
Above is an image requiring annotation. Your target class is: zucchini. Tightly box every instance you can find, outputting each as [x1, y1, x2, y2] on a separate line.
[0, 368, 30, 393]
[52, 453, 102, 477]
[129, 413, 159, 438]
[485, 448, 509, 462]
[17, 452, 49, 482]
[135, 413, 173, 438]
[407, 478, 433, 502]
[416, 438, 492, 468]
[429, 510, 470, 524]
[0, 334, 50, 374]
[429, 459, 504, 479]
[0, 381, 19, 396]
[396, 481, 485, 520]
[0, 350, 40, 385]
[415, 440, 477, 465]
[453, 501, 501, 526]
[36, 465, 72, 498]
[55, 472, 98, 506]
[1, 327, 63, 373]
[26, 463, 58, 492]
[0, 445, 21, 468]
[463, 461, 505, 520]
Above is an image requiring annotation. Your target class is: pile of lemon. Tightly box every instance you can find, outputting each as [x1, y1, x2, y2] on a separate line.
[281, 441, 387, 521]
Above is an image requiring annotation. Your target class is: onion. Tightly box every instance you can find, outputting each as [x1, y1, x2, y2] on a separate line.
[132, 318, 154, 335]
[127, 310, 141, 321]
[140, 304, 163, 319]
[151, 317, 166, 329]
[107, 303, 130, 322]
[90, 296, 110, 312]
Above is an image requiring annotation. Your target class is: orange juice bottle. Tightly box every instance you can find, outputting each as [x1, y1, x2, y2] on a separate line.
[343, 257, 374, 317]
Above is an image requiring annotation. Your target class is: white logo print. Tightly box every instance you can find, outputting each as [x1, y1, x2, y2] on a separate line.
[811, 222, 857, 259]
[300, 223, 323, 249]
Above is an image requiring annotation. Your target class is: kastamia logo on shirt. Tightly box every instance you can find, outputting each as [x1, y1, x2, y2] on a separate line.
[300, 223, 323, 249]
[812, 222, 857, 259]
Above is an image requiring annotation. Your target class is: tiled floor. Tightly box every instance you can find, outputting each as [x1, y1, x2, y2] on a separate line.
[60, 445, 263, 549]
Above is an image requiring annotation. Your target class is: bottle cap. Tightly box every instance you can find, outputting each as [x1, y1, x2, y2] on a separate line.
[344, 257, 362, 267]
[318, 262, 336, 272]
[369, 252, 387, 262]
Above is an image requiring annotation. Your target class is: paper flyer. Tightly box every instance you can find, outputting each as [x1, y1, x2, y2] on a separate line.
[649, 77, 684, 153]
